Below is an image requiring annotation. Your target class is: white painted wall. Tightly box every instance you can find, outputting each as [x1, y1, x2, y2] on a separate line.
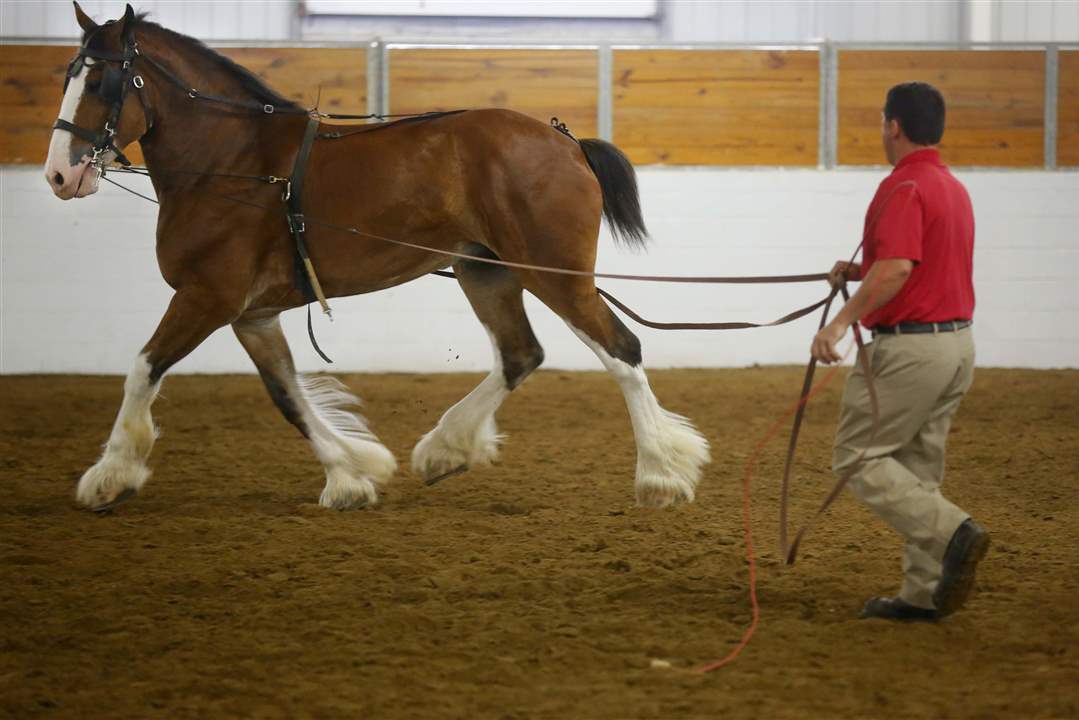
[0, 0, 295, 41]
[304, 0, 963, 43]
[664, 0, 962, 43]
[8, 0, 1078, 46]
[996, 0, 1079, 42]
[3, 165, 1077, 374]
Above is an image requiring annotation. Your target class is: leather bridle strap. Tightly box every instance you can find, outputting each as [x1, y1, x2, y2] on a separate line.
[53, 31, 140, 168]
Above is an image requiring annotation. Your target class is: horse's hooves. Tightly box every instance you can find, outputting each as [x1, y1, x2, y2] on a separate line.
[425, 465, 468, 486]
[91, 488, 138, 514]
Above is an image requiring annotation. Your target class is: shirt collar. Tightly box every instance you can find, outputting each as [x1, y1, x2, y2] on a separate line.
[894, 147, 941, 172]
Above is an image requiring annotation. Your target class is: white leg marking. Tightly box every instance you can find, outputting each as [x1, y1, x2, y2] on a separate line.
[412, 328, 510, 482]
[297, 375, 397, 509]
[77, 354, 159, 508]
[570, 327, 711, 507]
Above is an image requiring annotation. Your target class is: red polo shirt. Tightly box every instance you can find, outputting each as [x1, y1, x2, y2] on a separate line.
[860, 148, 975, 329]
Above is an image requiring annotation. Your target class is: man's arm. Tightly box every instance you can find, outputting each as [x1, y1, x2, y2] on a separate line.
[811, 257, 913, 363]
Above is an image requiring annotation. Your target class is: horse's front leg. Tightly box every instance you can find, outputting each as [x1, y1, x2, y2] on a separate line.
[76, 289, 236, 510]
[232, 312, 397, 509]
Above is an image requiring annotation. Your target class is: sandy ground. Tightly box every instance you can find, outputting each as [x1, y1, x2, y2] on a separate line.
[1, 367, 1077, 719]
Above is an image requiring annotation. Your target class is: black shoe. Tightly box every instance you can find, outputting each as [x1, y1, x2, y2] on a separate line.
[859, 596, 939, 622]
[933, 518, 990, 617]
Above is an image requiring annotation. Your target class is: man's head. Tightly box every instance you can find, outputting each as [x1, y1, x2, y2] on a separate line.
[881, 82, 946, 166]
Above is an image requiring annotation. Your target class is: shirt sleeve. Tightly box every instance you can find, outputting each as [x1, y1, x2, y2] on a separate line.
[871, 182, 923, 264]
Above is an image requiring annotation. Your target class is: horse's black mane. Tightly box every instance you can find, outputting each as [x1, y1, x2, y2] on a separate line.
[84, 13, 302, 111]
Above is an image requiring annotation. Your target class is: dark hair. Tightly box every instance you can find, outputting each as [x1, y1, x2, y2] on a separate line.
[884, 82, 946, 145]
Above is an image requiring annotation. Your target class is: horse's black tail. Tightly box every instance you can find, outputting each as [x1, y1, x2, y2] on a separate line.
[578, 138, 649, 250]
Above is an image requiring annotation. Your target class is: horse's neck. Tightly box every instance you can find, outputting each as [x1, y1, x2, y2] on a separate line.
[137, 30, 295, 186]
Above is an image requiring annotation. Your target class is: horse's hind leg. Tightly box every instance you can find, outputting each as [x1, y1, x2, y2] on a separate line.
[77, 289, 235, 510]
[537, 278, 710, 506]
[412, 250, 544, 484]
[233, 313, 396, 509]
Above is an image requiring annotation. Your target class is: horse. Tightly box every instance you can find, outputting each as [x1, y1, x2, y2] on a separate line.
[44, 3, 710, 513]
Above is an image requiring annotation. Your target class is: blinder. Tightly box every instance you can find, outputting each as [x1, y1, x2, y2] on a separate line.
[63, 58, 124, 104]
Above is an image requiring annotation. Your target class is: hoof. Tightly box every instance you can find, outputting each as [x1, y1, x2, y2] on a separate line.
[91, 488, 138, 514]
[633, 409, 710, 508]
[635, 474, 695, 508]
[425, 465, 468, 486]
[76, 457, 150, 510]
[411, 422, 500, 485]
[319, 473, 379, 510]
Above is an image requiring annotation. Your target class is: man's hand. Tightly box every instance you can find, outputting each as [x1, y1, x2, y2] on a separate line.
[811, 318, 849, 364]
[828, 261, 862, 289]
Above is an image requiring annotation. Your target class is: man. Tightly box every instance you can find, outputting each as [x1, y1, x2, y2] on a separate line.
[811, 82, 989, 622]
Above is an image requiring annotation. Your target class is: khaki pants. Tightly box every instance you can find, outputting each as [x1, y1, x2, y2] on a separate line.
[832, 326, 975, 609]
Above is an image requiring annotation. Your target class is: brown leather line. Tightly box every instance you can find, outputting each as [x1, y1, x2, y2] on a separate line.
[775, 185, 917, 564]
[301, 213, 829, 285]
[780, 283, 881, 566]
[433, 271, 829, 331]
[778, 286, 840, 560]
[596, 287, 831, 331]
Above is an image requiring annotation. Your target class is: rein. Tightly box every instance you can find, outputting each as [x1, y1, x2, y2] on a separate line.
[103, 165, 860, 565]
[81, 29, 905, 606]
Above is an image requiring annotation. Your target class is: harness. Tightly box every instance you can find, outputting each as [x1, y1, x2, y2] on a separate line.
[53, 26, 341, 360]
[285, 116, 335, 362]
[56, 22, 143, 169]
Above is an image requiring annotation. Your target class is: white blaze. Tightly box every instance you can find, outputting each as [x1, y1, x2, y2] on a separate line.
[44, 58, 100, 199]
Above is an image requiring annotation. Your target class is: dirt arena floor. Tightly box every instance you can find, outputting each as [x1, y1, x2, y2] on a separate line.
[1, 367, 1077, 719]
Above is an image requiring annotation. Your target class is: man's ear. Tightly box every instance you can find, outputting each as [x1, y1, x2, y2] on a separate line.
[885, 117, 903, 140]
[73, 1, 98, 33]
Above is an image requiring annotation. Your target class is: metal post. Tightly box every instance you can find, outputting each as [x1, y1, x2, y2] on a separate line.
[598, 44, 613, 142]
[819, 42, 838, 169]
[1045, 45, 1059, 170]
[380, 43, 391, 117]
[366, 41, 382, 119]
[818, 42, 828, 168]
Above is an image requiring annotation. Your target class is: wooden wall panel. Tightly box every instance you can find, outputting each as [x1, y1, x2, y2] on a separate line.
[838, 50, 1045, 166]
[0, 45, 77, 165]
[217, 47, 367, 117]
[388, 48, 598, 138]
[1059, 51, 1079, 167]
[612, 50, 820, 165]
[0, 46, 366, 165]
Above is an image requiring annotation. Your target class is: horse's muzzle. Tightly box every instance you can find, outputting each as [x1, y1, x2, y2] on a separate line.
[45, 157, 99, 200]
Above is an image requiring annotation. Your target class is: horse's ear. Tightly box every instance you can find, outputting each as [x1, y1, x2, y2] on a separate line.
[120, 4, 136, 28]
[73, 1, 98, 33]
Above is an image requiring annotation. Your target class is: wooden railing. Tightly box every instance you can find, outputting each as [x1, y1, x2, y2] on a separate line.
[2, 39, 1075, 167]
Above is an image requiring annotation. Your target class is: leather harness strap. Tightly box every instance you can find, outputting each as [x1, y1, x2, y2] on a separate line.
[286, 115, 334, 363]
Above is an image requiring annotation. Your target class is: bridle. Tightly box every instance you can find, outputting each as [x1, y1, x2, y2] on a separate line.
[54, 23, 144, 170]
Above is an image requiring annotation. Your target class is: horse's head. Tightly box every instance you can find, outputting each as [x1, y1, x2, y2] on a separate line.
[45, 2, 150, 200]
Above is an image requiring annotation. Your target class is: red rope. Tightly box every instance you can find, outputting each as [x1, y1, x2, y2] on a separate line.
[696, 342, 853, 673]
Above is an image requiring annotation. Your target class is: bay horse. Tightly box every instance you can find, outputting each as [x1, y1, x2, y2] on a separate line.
[45, 3, 710, 512]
